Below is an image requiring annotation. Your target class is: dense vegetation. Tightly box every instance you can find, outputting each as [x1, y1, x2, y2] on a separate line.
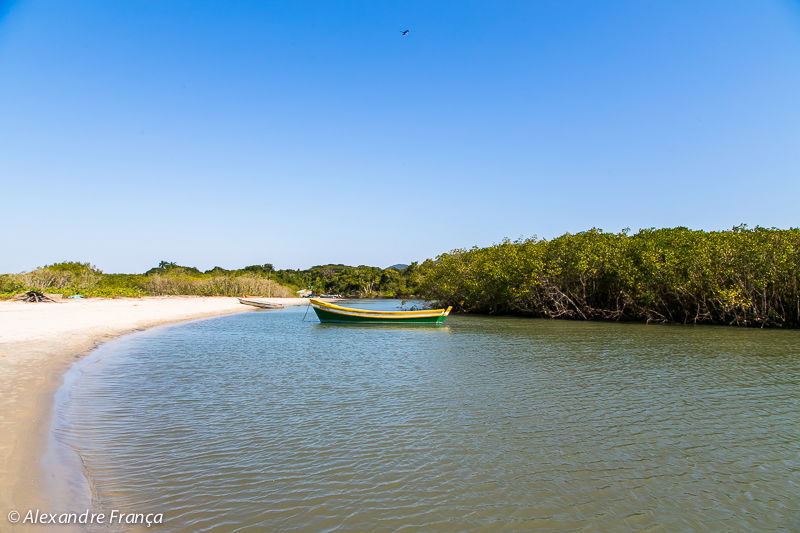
[4, 226, 799, 327]
[273, 263, 421, 298]
[0, 261, 419, 299]
[417, 226, 800, 328]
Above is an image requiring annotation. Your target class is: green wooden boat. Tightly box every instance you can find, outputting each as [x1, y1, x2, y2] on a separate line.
[309, 299, 452, 324]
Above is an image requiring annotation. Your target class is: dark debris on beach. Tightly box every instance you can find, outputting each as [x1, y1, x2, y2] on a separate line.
[17, 291, 56, 303]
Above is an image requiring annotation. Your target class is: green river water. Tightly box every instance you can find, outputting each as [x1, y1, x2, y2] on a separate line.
[51, 300, 800, 531]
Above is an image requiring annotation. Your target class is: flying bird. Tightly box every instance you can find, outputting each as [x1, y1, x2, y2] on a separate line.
[401, 29, 410, 36]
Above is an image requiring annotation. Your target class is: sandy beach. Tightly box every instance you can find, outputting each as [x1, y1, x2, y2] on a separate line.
[0, 296, 312, 526]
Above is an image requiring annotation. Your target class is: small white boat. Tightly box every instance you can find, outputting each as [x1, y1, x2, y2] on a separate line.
[238, 298, 284, 309]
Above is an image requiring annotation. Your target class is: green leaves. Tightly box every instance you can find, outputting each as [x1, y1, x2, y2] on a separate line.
[417, 227, 800, 327]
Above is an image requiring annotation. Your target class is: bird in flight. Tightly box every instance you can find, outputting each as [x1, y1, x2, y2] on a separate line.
[401, 29, 410, 36]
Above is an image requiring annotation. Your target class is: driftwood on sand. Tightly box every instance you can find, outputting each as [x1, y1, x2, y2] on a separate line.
[16, 291, 56, 303]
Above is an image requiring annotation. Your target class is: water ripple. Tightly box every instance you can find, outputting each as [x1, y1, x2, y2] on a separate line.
[53, 302, 800, 532]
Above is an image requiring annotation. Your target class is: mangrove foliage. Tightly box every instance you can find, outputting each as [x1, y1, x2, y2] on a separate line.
[417, 226, 800, 327]
[4, 226, 799, 328]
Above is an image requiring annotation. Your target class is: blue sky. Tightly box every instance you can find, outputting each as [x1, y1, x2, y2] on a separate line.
[1, 0, 799, 273]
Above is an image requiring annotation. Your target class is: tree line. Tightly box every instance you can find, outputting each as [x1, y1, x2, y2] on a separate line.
[416, 226, 800, 327]
[0, 261, 420, 299]
[3, 226, 799, 327]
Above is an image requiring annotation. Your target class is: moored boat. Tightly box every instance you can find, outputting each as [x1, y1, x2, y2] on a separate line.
[309, 299, 452, 324]
[238, 298, 285, 309]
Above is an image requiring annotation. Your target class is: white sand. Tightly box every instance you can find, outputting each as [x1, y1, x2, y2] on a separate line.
[0, 296, 274, 525]
[0, 296, 249, 344]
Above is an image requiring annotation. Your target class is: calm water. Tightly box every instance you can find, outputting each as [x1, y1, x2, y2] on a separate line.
[52, 300, 800, 532]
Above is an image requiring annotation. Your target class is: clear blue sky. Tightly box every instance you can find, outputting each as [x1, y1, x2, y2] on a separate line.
[2, 0, 799, 273]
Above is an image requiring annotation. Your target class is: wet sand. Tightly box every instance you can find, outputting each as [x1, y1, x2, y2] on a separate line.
[0, 296, 261, 527]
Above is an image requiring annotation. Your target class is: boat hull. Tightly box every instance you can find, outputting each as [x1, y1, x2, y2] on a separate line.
[309, 299, 451, 324]
[238, 298, 284, 309]
[312, 306, 448, 324]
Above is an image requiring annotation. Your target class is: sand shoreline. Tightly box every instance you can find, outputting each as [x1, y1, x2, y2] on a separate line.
[0, 296, 317, 530]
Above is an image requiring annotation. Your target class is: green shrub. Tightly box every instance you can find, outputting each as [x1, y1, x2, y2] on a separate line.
[418, 226, 800, 327]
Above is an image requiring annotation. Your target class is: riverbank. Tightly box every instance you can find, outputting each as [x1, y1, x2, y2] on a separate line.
[0, 296, 315, 525]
